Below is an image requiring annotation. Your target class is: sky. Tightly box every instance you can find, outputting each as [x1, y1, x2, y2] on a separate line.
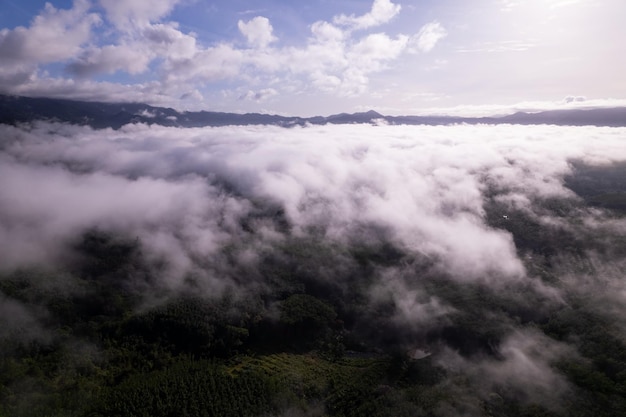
[1, 0, 625, 116]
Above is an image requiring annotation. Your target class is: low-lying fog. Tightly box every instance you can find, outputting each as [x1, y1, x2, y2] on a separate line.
[1, 121, 625, 413]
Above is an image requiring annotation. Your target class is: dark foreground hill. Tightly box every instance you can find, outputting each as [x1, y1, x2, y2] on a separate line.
[2, 94, 626, 128]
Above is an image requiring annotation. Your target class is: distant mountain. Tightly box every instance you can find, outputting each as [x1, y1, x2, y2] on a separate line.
[1, 95, 625, 129]
[325, 110, 384, 124]
[496, 107, 626, 127]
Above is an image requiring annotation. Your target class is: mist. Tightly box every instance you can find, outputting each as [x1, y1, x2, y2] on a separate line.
[1, 120, 626, 415]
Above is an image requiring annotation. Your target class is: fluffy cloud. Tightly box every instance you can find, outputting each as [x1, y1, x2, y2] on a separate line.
[163, 44, 245, 83]
[0, 154, 231, 274]
[0, 0, 99, 65]
[68, 43, 153, 76]
[0, 0, 447, 105]
[238, 16, 277, 48]
[67, 22, 197, 77]
[159, 11, 444, 97]
[348, 33, 409, 71]
[3, 75, 173, 106]
[2, 122, 624, 288]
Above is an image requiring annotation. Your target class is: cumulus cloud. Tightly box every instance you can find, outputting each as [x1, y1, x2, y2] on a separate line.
[163, 43, 244, 83]
[0, 0, 99, 65]
[68, 43, 153, 76]
[238, 16, 277, 48]
[159, 9, 441, 98]
[349, 33, 409, 70]
[0, 0, 448, 104]
[67, 20, 198, 78]
[3, 75, 176, 107]
[310, 21, 345, 43]
[143, 22, 197, 59]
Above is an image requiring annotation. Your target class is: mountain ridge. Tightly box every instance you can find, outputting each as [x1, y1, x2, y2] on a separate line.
[1, 94, 625, 129]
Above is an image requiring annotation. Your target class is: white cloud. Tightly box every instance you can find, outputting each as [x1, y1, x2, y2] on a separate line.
[340, 33, 409, 95]
[5, 122, 624, 285]
[0, 0, 448, 107]
[1, 120, 626, 327]
[334, 0, 401, 31]
[370, 269, 455, 329]
[143, 23, 197, 60]
[310, 21, 344, 43]
[67, 21, 197, 77]
[154, 2, 430, 98]
[410, 21, 447, 53]
[164, 43, 244, 83]
[99, 0, 181, 28]
[238, 16, 277, 48]
[2, 75, 177, 107]
[68, 43, 153, 76]
[0, 0, 99, 65]
[349, 33, 409, 69]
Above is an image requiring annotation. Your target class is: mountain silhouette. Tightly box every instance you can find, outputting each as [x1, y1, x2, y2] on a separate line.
[1, 95, 625, 129]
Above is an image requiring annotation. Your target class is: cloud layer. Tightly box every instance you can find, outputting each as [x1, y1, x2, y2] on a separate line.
[2, 121, 626, 411]
[1, 122, 624, 285]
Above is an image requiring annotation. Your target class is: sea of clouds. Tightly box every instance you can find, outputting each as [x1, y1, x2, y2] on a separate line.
[1, 121, 625, 410]
[1, 122, 623, 280]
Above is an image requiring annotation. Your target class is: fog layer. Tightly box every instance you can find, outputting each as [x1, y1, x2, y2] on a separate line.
[3, 122, 623, 277]
[1, 121, 626, 414]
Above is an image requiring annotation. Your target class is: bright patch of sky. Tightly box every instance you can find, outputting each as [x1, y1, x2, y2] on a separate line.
[0, 0, 624, 115]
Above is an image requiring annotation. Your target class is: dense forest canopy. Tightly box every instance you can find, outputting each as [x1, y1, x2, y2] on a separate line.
[1, 121, 626, 416]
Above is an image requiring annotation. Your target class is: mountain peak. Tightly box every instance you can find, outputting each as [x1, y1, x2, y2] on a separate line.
[362, 109, 383, 117]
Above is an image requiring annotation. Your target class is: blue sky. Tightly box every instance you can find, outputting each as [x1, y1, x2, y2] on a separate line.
[1, 0, 625, 115]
